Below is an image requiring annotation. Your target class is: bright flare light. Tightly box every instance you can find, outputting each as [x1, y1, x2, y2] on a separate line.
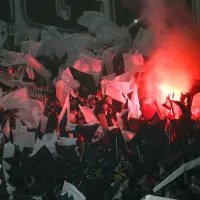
[159, 84, 182, 101]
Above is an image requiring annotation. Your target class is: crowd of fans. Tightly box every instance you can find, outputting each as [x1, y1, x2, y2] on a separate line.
[0, 51, 199, 200]
[0, 10, 200, 199]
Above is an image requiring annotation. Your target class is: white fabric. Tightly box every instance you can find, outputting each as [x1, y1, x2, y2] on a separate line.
[79, 105, 99, 125]
[15, 118, 23, 131]
[132, 27, 155, 56]
[2, 50, 25, 65]
[128, 84, 141, 119]
[62, 181, 86, 200]
[123, 53, 144, 73]
[25, 55, 51, 78]
[153, 157, 200, 193]
[3, 119, 10, 139]
[101, 80, 131, 103]
[57, 138, 77, 146]
[0, 88, 29, 110]
[20, 40, 40, 56]
[143, 195, 177, 200]
[2, 143, 15, 170]
[13, 130, 35, 148]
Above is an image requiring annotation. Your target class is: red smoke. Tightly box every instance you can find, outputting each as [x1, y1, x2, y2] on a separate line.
[146, 29, 200, 102]
[138, 0, 200, 103]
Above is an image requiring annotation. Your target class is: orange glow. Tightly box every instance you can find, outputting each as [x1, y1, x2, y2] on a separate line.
[159, 84, 182, 101]
[138, 0, 200, 106]
[144, 29, 200, 105]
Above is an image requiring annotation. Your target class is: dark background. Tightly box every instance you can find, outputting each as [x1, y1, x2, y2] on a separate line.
[0, 0, 194, 33]
[0, 0, 103, 30]
[0, 0, 145, 29]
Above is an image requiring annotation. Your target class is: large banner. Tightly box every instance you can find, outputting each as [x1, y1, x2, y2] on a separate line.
[0, 0, 103, 34]
[0, 0, 107, 50]
[0, 0, 142, 50]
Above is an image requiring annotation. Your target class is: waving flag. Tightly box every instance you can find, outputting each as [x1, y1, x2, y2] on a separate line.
[132, 27, 155, 56]
[101, 80, 126, 103]
[0, 73, 16, 87]
[13, 130, 35, 149]
[78, 11, 107, 29]
[73, 56, 102, 76]
[61, 68, 80, 89]
[114, 71, 134, 82]
[78, 11, 131, 49]
[16, 109, 37, 129]
[79, 105, 99, 125]
[123, 53, 144, 73]
[28, 28, 39, 41]
[15, 118, 23, 131]
[73, 56, 102, 85]
[70, 68, 97, 97]
[36, 36, 58, 58]
[101, 79, 131, 103]
[2, 50, 25, 65]
[0, 90, 43, 129]
[63, 33, 94, 49]
[102, 47, 117, 74]
[25, 55, 52, 78]
[39, 32, 96, 65]
[58, 92, 70, 128]
[43, 25, 61, 38]
[20, 40, 40, 57]
[143, 195, 176, 200]
[57, 68, 80, 130]
[0, 88, 29, 110]
[57, 68, 78, 105]
[3, 119, 10, 140]
[26, 63, 35, 80]
[99, 25, 130, 46]
[56, 80, 74, 107]
[2, 143, 15, 170]
[128, 84, 141, 119]
[61, 181, 86, 200]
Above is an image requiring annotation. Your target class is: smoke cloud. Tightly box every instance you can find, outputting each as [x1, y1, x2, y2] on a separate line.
[148, 0, 200, 100]
[123, 0, 200, 101]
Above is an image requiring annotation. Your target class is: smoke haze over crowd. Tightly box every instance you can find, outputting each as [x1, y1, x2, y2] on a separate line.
[123, 0, 200, 102]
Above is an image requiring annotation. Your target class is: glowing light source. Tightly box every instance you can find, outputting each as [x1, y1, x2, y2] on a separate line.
[159, 84, 182, 101]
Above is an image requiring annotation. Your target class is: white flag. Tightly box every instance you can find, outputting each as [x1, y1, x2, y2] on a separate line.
[73, 56, 102, 76]
[132, 27, 155, 56]
[123, 53, 144, 73]
[2, 143, 15, 170]
[25, 55, 51, 78]
[79, 105, 99, 125]
[62, 181, 86, 200]
[13, 130, 35, 148]
[20, 40, 40, 56]
[3, 119, 10, 139]
[128, 84, 141, 119]
[143, 195, 177, 200]
[0, 88, 30, 110]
